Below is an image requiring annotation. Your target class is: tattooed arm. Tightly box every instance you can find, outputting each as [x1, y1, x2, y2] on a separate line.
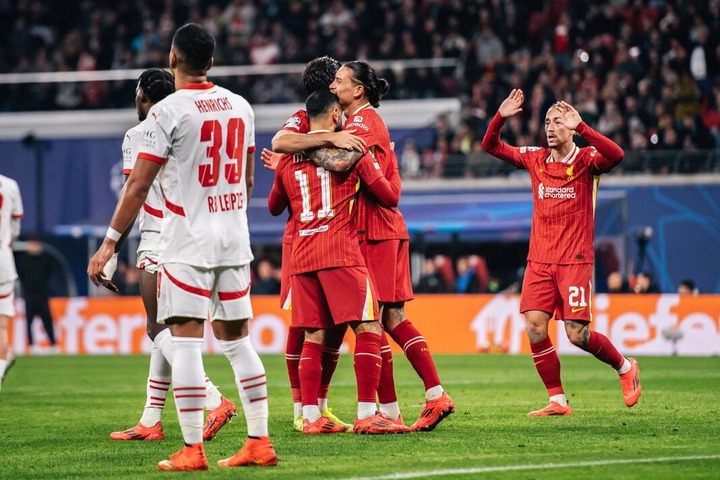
[307, 147, 366, 172]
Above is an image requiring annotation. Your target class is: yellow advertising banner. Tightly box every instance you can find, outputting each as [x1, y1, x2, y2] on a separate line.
[10, 294, 720, 356]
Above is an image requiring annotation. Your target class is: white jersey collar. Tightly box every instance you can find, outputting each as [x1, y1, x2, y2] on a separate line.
[350, 103, 372, 117]
[547, 142, 578, 164]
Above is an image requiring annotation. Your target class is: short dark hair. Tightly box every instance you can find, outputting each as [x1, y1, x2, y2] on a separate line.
[343, 61, 390, 108]
[303, 56, 342, 94]
[172, 23, 215, 73]
[306, 89, 340, 119]
[138, 68, 174, 103]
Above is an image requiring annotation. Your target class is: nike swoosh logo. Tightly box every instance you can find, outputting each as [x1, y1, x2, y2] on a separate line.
[571, 307, 586, 313]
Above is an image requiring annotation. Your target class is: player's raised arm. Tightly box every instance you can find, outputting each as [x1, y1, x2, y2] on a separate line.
[481, 89, 527, 168]
[271, 129, 366, 154]
[555, 101, 624, 172]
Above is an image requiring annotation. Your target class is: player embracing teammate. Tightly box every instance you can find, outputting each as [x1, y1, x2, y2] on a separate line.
[270, 60, 454, 432]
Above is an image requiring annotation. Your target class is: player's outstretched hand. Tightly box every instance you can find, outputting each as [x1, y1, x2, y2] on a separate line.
[330, 129, 366, 151]
[555, 101, 582, 131]
[498, 89, 524, 118]
[87, 242, 119, 293]
[261, 148, 281, 171]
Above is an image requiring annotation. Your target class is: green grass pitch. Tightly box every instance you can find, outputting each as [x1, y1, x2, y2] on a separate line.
[1, 354, 719, 479]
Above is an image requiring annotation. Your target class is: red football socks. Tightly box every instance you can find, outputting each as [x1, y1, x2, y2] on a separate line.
[585, 330, 625, 370]
[389, 320, 441, 390]
[377, 331, 398, 403]
[285, 326, 303, 403]
[299, 340, 324, 407]
[530, 337, 564, 396]
[353, 331, 382, 403]
[319, 326, 346, 399]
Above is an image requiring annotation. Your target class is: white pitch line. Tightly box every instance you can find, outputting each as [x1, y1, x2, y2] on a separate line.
[339, 454, 720, 480]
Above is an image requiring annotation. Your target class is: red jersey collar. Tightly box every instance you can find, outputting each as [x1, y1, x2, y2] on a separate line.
[178, 82, 215, 90]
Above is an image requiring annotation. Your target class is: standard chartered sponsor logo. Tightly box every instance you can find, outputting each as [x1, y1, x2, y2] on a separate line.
[538, 182, 576, 199]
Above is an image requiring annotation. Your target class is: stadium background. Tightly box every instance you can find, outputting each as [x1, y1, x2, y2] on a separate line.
[0, 0, 718, 357]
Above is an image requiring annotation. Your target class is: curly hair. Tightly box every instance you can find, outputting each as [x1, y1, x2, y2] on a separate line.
[302, 56, 342, 94]
[138, 68, 174, 104]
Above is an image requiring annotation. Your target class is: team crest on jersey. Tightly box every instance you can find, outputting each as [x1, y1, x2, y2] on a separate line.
[354, 115, 363, 122]
[566, 164, 575, 181]
[519, 146, 541, 153]
[283, 116, 302, 129]
[590, 146, 597, 157]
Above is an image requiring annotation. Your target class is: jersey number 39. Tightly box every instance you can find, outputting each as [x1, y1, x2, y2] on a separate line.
[198, 118, 245, 187]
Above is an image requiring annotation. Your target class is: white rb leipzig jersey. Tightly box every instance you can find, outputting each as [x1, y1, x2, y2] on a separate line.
[122, 121, 163, 234]
[137, 83, 255, 268]
[0, 174, 23, 282]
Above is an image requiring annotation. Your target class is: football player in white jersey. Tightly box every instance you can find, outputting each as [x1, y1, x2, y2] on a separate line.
[88, 24, 276, 471]
[0, 174, 23, 391]
[103, 68, 238, 443]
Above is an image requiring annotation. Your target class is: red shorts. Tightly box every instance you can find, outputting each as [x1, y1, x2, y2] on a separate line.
[279, 240, 292, 310]
[290, 266, 379, 329]
[520, 261, 593, 322]
[360, 239, 414, 303]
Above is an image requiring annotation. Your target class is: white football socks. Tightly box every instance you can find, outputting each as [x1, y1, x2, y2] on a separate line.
[171, 336, 205, 445]
[218, 336, 268, 437]
[617, 358, 632, 375]
[303, 405, 322, 423]
[139, 332, 172, 427]
[379, 402, 401, 420]
[426, 385, 444, 402]
[357, 402, 377, 420]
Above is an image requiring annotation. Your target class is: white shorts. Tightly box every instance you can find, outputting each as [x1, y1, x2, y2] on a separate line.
[0, 280, 15, 317]
[137, 250, 160, 274]
[157, 263, 253, 324]
[137, 232, 160, 274]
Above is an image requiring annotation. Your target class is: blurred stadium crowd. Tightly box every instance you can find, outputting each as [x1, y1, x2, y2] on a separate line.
[2, 1, 719, 148]
[2, 0, 720, 179]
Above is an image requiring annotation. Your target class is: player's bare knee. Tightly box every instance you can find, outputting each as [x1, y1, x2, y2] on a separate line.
[524, 318, 548, 343]
[525, 326, 547, 344]
[304, 328, 325, 344]
[351, 320, 382, 335]
[212, 318, 249, 340]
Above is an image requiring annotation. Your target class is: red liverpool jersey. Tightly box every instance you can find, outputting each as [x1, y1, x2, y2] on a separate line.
[281, 109, 310, 134]
[482, 113, 624, 264]
[278, 109, 310, 246]
[344, 104, 409, 241]
[268, 149, 397, 274]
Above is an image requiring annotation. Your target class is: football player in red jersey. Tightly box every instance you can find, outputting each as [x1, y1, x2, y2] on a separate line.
[330, 61, 455, 431]
[482, 89, 641, 416]
[264, 56, 366, 431]
[268, 89, 407, 434]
